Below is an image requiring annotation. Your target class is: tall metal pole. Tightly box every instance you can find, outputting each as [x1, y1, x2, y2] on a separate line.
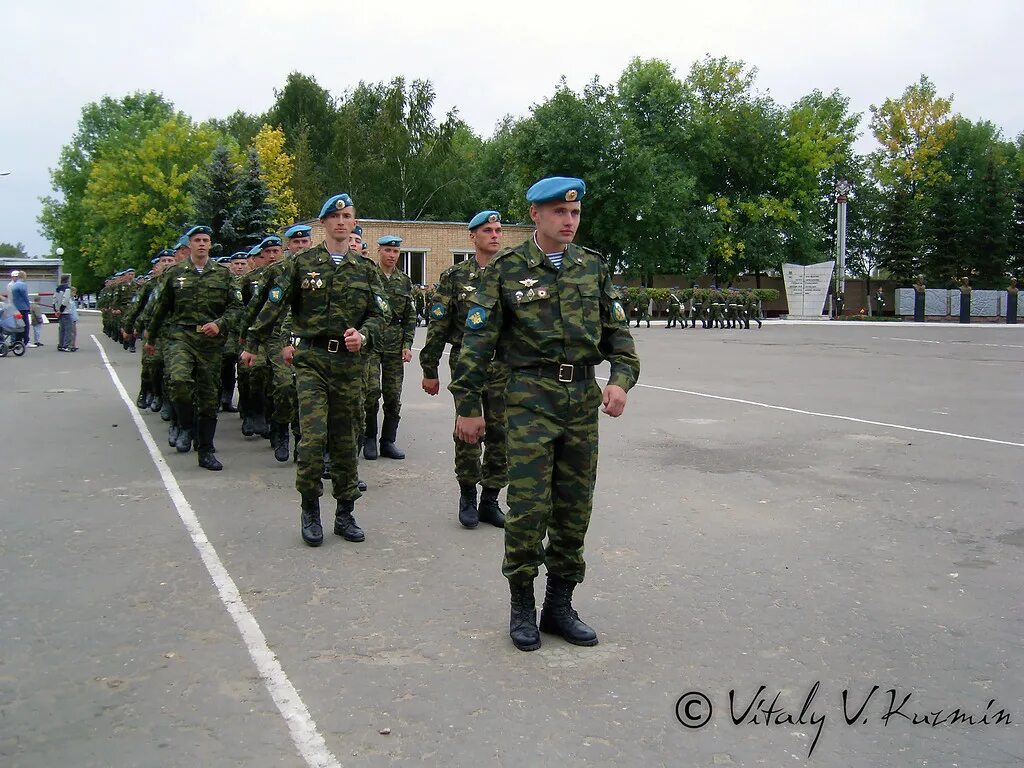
[835, 179, 852, 316]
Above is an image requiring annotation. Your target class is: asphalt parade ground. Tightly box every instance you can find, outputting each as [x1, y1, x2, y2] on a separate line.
[2, 314, 1022, 767]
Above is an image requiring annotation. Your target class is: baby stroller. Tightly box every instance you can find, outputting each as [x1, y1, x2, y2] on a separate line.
[0, 305, 27, 357]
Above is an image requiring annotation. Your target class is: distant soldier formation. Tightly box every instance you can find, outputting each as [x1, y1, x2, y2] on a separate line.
[628, 286, 764, 329]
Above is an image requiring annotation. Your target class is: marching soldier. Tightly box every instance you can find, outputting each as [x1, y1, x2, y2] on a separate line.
[363, 235, 416, 461]
[450, 177, 640, 652]
[421, 210, 509, 529]
[242, 194, 388, 547]
[146, 225, 242, 471]
[123, 249, 175, 408]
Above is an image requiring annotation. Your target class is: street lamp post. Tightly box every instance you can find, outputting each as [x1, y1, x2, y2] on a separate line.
[835, 179, 852, 318]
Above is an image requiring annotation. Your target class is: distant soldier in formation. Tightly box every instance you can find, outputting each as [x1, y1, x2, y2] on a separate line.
[420, 210, 508, 529]
[665, 289, 682, 329]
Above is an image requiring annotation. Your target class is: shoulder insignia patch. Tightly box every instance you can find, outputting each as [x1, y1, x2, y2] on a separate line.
[376, 294, 390, 314]
[466, 306, 488, 330]
[613, 300, 627, 324]
[430, 302, 446, 320]
[268, 286, 284, 304]
[235, 289, 243, 302]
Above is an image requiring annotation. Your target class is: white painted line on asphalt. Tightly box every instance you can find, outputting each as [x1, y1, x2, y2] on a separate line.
[598, 376, 1024, 449]
[91, 336, 341, 768]
[882, 337, 943, 344]
[874, 336, 1024, 349]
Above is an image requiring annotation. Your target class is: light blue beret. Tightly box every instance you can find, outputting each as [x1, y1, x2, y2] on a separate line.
[230, 251, 249, 262]
[248, 245, 262, 257]
[283, 224, 312, 238]
[173, 236, 189, 251]
[353, 225, 363, 236]
[185, 225, 213, 238]
[318, 193, 353, 218]
[468, 210, 501, 231]
[259, 235, 282, 249]
[526, 177, 586, 204]
[377, 235, 402, 247]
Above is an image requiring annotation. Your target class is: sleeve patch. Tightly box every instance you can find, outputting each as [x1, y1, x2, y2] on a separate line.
[430, 302, 446, 320]
[376, 294, 390, 314]
[466, 306, 488, 330]
[235, 289, 243, 302]
[613, 301, 627, 323]
[269, 286, 284, 304]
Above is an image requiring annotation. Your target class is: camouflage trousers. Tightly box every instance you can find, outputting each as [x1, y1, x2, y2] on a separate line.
[293, 346, 363, 501]
[449, 353, 509, 488]
[140, 339, 162, 393]
[501, 373, 601, 586]
[364, 350, 404, 419]
[271, 347, 299, 429]
[165, 330, 224, 418]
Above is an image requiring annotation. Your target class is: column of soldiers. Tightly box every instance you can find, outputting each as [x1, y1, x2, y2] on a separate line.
[654, 286, 764, 330]
[103, 178, 641, 653]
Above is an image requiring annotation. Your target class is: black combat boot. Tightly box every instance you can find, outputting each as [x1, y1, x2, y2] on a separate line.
[379, 415, 405, 460]
[149, 394, 162, 413]
[196, 417, 223, 471]
[175, 402, 194, 454]
[509, 582, 541, 652]
[300, 495, 323, 547]
[220, 392, 238, 413]
[539, 574, 598, 646]
[160, 397, 173, 421]
[478, 487, 506, 528]
[168, 422, 180, 447]
[458, 481, 479, 528]
[333, 499, 365, 542]
[363, 409, 379, 460]
[292, 429, 300, 463]
[357, 478, 368, 492]
[136, 388, 149, 409]
[241, 412, 255, 437]
[273, 422, 290, 462]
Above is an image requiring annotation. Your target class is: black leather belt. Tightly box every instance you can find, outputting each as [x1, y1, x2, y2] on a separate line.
[296, 336, 344, 353]
[516, 363, 595, 383]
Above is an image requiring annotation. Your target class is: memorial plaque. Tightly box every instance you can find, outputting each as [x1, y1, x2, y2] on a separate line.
[971, 290, 999, 316]
[896, 288, 914, 315]
[950, 291, 960, 316]
[924, 289, 949, 316]
[782, 261, 834, 318]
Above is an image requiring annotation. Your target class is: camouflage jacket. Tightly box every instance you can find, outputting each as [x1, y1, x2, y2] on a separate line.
[147, 258, 242, 344]
[244, 243, 388, 354]
[123, 279, 157, 334]
[376, 267, 416, 355]
[449, 237, 640, 418]
[420, 257, 492, 379]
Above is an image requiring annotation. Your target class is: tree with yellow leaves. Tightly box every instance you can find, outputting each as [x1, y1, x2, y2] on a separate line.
[251, 124, 299, 229]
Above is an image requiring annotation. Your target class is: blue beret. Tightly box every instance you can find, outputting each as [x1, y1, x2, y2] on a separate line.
[526, 176, 586, 204]
[377, 235, 402, 247]
[284, 224, 312, 238]
[150, 256, 160, 265]
[318, 193, 353, 218]
[248, 245, 262, 257]
[468, 210, 501, 231]
[353, 225, 363, 236]
[185, 225, 213, 238]
[229, 251, 248, 262]
[361, 241, 368, 251]
[259, 235, 282, 249]
[173, 236, 189, 251]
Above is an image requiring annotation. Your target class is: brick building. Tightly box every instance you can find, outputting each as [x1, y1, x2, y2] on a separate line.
[306, 218, 533, 287]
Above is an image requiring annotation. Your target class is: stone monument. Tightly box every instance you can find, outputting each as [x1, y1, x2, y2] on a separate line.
[913, 275, 926, 322]
[958, 277, 972, 324]
[1007, 278, 1019, 324]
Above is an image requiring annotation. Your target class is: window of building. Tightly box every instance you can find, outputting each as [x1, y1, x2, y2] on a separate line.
[452, 251, 473, 265]
[400, 251, 426, 285]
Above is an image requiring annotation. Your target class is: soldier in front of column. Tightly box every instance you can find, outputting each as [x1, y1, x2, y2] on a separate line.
[242, 194, 387, 547]
[146, 225, 242, 471]
[421, 210, 508, 529]
[451, 177, 640, 652]
[363, 235, 416, 461]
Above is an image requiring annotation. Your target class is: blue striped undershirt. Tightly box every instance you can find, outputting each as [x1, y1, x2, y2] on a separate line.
[535, 234, 565, 269]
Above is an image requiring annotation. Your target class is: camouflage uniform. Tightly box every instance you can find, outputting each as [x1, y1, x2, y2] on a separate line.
[245, 244, 388, 503]
[666, 292, 682, 328]
[123, 277, 159, 400]
[450, 238, 640, 586]
[147, 258, 242, 463]
[364, 267, 416, 450]
[420, 259, 509, 489]
[239, 265, 274, 432]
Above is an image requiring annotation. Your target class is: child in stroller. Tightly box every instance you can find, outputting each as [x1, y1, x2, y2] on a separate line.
[0, 304, 27, 357]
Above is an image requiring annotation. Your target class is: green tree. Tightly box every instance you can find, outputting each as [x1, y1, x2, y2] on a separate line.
[0, 242, 30, 259]
[1007, 137, 1024, 279]
[267, 72, 337, 163]
[205, 109, 265, 149]
[191, 143, 243, 249]
[289, 120, 324, 220]
[251, 125, 299, 228]
[39, 92, 175, 290]
[231, 149, 276, 245]
[81, 115, 217, 277]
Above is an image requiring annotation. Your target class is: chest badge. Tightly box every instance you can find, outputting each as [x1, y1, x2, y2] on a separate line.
[176, 276, 187, 289]
[520, 278, 538, 288]
[514, 290, 524, 304]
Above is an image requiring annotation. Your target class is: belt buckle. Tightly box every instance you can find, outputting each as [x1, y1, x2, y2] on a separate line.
[326, 339, 340, 353]
[557, 363, 574, 383]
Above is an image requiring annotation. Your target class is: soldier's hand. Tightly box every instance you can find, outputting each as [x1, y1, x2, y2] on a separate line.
[121, 330, 128, 341]
[143, 343, 156, 355]
[200, 322, 220, 337]
[422, 378, 440, 396]
[455, 416, 486, 444]
[343, 327, 363, 352]
[282, 345, 296, 365]
[402, 348, 412, 363]
[601, 384, 628, 417]
[240, 351, 257, 368]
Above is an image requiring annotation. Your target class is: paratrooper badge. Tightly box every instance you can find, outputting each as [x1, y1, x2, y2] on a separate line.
[466, 307, 488, 329]
[430, 302, 446, 320]
[613, 300, 627, 323]
[269, 286, 284, 304]
[520, 278, 538, 288]
[176, 276, 188, 289]
[565, 189, 578, 202]
[514, 290, 524, 303]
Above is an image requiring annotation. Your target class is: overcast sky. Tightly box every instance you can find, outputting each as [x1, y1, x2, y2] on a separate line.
[3, 0, 1022, 256]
